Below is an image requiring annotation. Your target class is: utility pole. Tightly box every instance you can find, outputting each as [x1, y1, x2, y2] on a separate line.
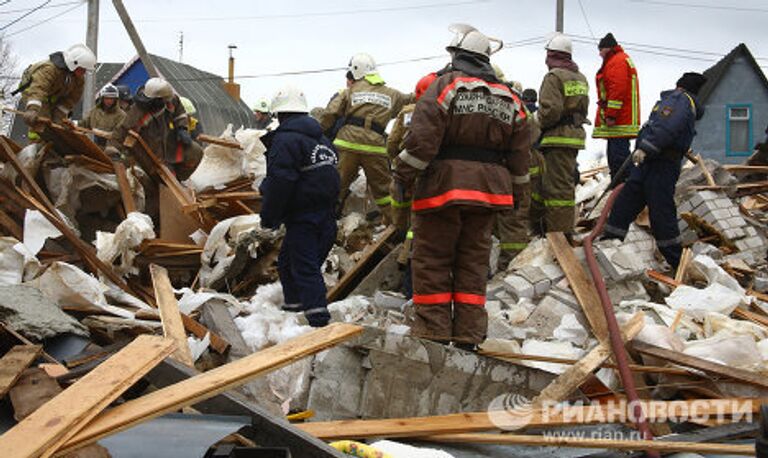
[556, 0, 564, 32]
[178, 31, 184, 63]
[112, 0, 158, 78]
[82, 0, 99, 116]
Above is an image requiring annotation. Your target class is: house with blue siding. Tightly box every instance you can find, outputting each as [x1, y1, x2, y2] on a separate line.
[692, 43, 768, 164]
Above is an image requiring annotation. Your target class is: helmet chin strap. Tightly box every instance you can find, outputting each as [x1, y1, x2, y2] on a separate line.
[488, 37, 504, 55]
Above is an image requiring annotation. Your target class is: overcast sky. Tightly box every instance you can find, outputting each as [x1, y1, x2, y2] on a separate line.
[2, 0, 767, 158]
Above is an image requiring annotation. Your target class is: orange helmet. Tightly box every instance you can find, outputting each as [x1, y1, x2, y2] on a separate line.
[415, 72, 438, 101]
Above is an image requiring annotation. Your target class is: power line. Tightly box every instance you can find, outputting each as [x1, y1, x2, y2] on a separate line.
[628, 0, 768, 13]
[0, 0, 80, 15]
[0, 0, 52, 31]
[576, 0, 596, 39]
[4, 1, 83, 37]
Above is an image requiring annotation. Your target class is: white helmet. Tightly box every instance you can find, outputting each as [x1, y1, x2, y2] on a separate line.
[99, 83, 119, 99]
[143, 77, 173, 99]
[271, 85, 308, 113]
[347, 53, 377, 80]
[253, 97, 271, 113]
[63, 44, 96, 72]
[180, 96, 196, 115]
[446, 24, 503, 58]
[545, 33, 573, 54]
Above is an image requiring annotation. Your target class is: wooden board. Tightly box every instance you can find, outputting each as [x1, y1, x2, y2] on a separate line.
[59, 323, 363, 453]
[43, 122, 113, 166]
[327, 226, 396, 302]
[159, 184, 200, 243]
[0, 335, 175, 458]
[113, 162, 136, 214]
[532, 312, 645, 406]
[0, 207, 23, 240]
[150, 264, 194, 367]
[0, 345, 42, 399]
[0, 136, 56, 212]
[546, 232, 609, 342]
[419, 433, 753, 455]
[297, 398, 761, 441]
[197, 134, 242, 149]
[632, 341, 768, 389]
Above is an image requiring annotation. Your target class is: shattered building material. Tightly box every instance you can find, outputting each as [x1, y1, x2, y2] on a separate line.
[0, 284, 88, 340]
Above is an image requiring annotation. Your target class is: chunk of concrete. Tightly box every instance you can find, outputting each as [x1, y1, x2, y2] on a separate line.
[0, 285, 88, 340]
[503, 274, 534, 300]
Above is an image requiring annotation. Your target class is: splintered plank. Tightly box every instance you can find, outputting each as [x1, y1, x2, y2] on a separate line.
[297, 398, 761, 441]
[532, 312, 645, 406]
[58, 323, 363, 453]
[0, 335, 175, 458]
[150, 264, 194, 367]
[546, 232, 609, 342]
[113, 162, 137, 214]
[0, 345, 42, 399]
[632, 341, 768, 390]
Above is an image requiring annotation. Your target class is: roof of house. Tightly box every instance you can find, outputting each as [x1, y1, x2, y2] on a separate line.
[698, 43, 768, 104]
[110, 53, 255, 135]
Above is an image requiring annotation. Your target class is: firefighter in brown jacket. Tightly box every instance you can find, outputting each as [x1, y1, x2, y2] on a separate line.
[80, 84, 126, 147]
[17, 44, 96, 141]
[392, 24, 530, 348]
[320, 53, 412, 221]
[537, 34, 589, 234]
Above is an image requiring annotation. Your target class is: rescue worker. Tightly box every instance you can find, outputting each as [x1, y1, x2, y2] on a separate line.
[538, 34, 589, 234]
[593, 33, 641, 184]
[179, 96, 203, 140]
[253, 98, 277, 131]
[392, 24, 530, 349]
[603, 72, 707, 271]
[258, 85, 340, 327]
[320, 53, 412, 223]
[523, 88, 547, 235]
[16, 44, 96, 142]
[110, 77, 202, 181]
[116, 85, 133, 111]
[387, 72, 438, 297]
[80, 84, 126, 147]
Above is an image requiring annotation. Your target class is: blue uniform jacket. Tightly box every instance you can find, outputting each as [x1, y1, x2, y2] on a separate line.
[636, 89, 702, 160]
[259, 114, 340, 229]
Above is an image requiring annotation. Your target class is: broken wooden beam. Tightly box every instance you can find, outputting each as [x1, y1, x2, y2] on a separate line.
[58, 323, 363, 453]
[0, 345, 43, 399]
[150, 264, 195, 367]
[0, 335, 175, 458]
[327, 226, 397, 302]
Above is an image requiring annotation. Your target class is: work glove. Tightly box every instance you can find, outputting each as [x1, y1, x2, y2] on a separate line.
[176, 128, 192, 147]
[22, 106, 40, 127]
[388, 179, 410, 241]
[51, 107, 68, 124]
[104, 146, 123, 162]
[632, 148, 647, 166]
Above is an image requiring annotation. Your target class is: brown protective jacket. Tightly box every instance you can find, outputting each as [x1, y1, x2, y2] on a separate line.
[110, 95, 190, 177]
[80, 101, 126, 133]
[538, 68, 589, 150]
[393, 70, 531, 213]
[387, 103, 415, 159]
[20, 57, 84, 119]
[320, 76, 412, 156]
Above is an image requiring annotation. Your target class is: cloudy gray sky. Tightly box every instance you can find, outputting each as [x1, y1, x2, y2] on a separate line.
[2, 0, 767, 157]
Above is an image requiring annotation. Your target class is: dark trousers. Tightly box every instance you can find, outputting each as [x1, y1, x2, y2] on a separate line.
[604, 158, 682, 270]
[411, 205, 494, 344]
[278, 210, 337, 326]
[607, 138, 632, 185]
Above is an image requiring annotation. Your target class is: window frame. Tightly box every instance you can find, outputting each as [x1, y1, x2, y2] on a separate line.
[725, 103, 753, 157]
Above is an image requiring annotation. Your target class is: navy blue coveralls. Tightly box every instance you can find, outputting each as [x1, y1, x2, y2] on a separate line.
[259, 114, 340, 327]
[604, 88, 701, 270]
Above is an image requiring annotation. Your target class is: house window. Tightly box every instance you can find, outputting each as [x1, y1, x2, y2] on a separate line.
[726, 104, 752, 156]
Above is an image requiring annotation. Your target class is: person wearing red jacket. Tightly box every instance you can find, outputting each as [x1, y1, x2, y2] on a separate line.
[593, 33, 640, 184]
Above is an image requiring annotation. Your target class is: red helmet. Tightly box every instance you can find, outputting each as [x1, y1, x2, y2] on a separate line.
[415, 72, 438, 101]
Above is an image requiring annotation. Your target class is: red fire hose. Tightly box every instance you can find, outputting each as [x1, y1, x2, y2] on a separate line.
[582, 183, 660, 458]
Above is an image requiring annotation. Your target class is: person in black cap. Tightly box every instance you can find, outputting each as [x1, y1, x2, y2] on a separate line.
[593, 32, 641, 185]
[603, 72, 706, 271]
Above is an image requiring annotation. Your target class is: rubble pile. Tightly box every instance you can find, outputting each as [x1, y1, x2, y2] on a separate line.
[1, 123, 768, 456]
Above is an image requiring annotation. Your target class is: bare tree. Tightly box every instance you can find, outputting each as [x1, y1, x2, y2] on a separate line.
[0, 35, 18, 135]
